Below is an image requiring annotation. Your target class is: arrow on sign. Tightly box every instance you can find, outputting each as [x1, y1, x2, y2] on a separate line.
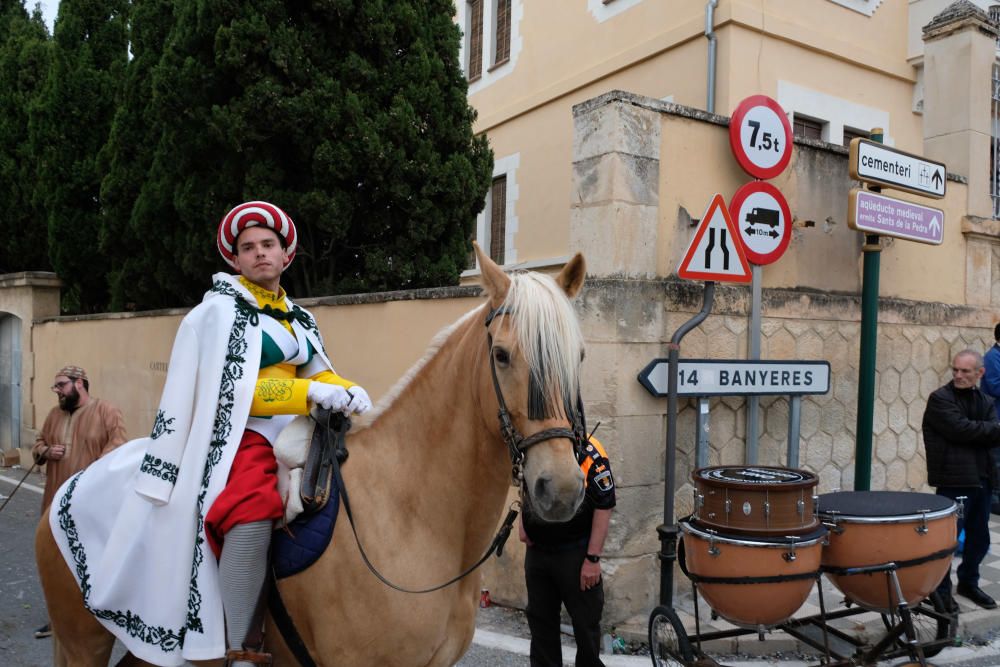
[932, 170, 943, 188]
[678, 194, 751, 283]
[930, 215, 940, 236]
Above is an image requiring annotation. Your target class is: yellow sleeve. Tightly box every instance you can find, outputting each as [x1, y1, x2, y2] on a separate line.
[250, 378, 312, 417]
[308, 370, 357, 389]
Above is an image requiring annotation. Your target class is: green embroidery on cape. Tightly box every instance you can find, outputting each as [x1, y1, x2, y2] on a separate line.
[257, 378, 294, 402]
[58, 474, 186, 651]
[150, 410, 176, 440]
[139, 454, 179, 483]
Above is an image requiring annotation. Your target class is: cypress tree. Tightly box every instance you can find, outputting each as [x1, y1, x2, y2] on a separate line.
[130, 0, 491, 306]
[0, 2, 51, 273]
[30, 0, 128, 312]
[98, 0, 174, 310]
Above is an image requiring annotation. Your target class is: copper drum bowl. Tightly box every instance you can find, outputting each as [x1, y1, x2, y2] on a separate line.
[692, 466, 820, 536]
[819, 491, 958, 612]
[680, 519, 827, 628]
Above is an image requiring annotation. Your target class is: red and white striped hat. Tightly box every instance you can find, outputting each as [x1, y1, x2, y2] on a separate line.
[217, 201, 297, 271]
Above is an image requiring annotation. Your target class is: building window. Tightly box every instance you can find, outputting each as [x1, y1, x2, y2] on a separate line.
[467, 0, 484, 82]
[493, 0, 511, 67]
[793, 116, 825, 141]
[458, 0, 521, 91]
[488, 176, 507, 265]
[842, 127, 869, 148]
[468, 154, 519, 271]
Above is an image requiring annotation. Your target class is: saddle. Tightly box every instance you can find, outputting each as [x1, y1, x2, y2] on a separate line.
[272, 408, 349, 579]
[274, 408, 349, 523]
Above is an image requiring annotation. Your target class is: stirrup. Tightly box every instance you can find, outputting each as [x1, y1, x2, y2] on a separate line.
[224, 648, 273, 666]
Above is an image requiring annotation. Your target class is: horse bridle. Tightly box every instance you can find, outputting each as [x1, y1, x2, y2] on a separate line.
[484, 304, 587, 485]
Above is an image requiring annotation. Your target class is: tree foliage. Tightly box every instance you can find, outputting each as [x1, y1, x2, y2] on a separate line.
[30, 0, 128, 312]
[0, 1, 51, 273]
[0, 0, 492, 312]
[115, 0, 492, 309]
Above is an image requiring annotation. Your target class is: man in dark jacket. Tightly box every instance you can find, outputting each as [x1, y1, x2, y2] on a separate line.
[923, 349, 1000, 610]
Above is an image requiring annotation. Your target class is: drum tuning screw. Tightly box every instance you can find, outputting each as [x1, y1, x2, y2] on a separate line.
[783, 536, 798, 562]
[706, 529, 720, 557]
[763, 500, 771, 518]
[916, 510, 929, 535]
[797, 498, 805, 517]
[957, 495, 968, 519]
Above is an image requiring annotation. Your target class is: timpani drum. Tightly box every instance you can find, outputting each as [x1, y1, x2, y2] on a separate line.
[818, 491, 958, 612]
[680, 519, 827, 628]
[692, 466, 820, 536]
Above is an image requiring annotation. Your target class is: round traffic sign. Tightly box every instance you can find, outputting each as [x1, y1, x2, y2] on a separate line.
[729, 181, 792, 265]
[729, 95, 793, 180]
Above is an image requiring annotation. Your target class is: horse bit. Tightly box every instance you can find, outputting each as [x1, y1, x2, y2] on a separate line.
[484, 304, 588, 486]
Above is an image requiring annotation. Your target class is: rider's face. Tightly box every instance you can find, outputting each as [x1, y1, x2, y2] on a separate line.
[232, 226, 286, 292]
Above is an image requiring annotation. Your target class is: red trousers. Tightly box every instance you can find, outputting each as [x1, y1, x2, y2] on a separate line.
[205, 430, 283, 558]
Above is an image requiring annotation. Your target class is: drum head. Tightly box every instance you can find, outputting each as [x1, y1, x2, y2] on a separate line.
[818, 491, 954, 517]
[694, 465, 817, 489]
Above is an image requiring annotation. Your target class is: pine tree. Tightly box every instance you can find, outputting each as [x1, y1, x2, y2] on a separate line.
[30, 0, 127, 311]
[126, 0, 491, 307]
[0, 2, 51, 273]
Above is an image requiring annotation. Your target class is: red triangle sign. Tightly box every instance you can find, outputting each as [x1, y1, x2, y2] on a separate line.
[678, 193, 752, 283]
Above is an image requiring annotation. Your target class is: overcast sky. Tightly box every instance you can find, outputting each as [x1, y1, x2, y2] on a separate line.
[35, 0, 58, 31]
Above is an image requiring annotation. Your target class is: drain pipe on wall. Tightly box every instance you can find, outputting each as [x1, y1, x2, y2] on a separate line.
[705, 0, 718, 113]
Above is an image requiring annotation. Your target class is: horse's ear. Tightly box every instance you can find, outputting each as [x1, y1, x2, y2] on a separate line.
[555, 253, 586, 298]
[474, 241, 510, 306]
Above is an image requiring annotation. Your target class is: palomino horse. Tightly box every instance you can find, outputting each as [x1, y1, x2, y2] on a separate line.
[36, 243, 590, 666]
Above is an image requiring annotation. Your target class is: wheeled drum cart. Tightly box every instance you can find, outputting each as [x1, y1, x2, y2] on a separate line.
[649, 490, 959, 667]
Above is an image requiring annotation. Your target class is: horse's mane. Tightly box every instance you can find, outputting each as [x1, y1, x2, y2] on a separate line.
[502, 271, 584, 416]
[356, 271, 582, 428]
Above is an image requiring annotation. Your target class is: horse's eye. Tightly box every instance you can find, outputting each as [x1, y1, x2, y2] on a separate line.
[494, 347, 511, 366]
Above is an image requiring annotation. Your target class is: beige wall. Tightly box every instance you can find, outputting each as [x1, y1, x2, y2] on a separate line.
[29, 296, 485, 447]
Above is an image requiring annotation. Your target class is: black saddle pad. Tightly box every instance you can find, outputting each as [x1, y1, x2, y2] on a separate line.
[818, 491, 953, 517]
[272, 477, 341, 579]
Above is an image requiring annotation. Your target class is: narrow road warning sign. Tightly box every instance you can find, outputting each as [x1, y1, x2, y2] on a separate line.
[678, 193, 752, 283]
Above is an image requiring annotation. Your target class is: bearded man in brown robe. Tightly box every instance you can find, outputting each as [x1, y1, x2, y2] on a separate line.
[31, 364, 126, 638]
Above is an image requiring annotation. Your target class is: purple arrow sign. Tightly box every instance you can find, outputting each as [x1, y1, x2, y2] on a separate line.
[848, 189, 944, 245]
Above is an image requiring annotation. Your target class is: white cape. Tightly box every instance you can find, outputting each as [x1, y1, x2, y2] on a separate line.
[49, 273, 335, 666]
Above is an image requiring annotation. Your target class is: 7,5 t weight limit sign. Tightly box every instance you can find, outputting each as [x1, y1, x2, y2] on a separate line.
[729, 95, 793, 180]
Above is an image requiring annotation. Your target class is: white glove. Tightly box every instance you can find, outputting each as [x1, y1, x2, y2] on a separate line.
[307, 382, 351, 412]
[346, 385, 373, 414]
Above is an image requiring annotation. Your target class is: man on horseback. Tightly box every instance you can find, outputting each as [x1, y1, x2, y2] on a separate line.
[44, 201, 371, 666]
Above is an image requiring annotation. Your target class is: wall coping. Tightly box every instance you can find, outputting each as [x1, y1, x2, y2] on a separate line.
[34, 285, 486, 324]
[572, 90, 967, 183]
[0, 272, 61, 289]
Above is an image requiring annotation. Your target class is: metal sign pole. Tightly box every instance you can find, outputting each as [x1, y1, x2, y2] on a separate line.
[853, 127, 884, 491]
[658, 281, 715, 608]
[746, 264, 762, 463]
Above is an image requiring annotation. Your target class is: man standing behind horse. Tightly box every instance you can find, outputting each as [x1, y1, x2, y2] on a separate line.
[40, 201, 372, 667]
[520, 435, 615, 667]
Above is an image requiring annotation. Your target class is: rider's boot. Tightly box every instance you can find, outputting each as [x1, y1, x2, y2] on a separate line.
[220, 521, 272, 667]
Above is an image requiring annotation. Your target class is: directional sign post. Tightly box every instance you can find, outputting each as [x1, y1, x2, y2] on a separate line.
[848, 189, 944, 245]
[730, 181, 792, 265]
[638, 359, 831, 398]
[850, 138, 946, 199]
[678, 193, 751, 283]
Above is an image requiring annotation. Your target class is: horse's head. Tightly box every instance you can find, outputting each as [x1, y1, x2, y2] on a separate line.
[474, 242, 587, 523]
